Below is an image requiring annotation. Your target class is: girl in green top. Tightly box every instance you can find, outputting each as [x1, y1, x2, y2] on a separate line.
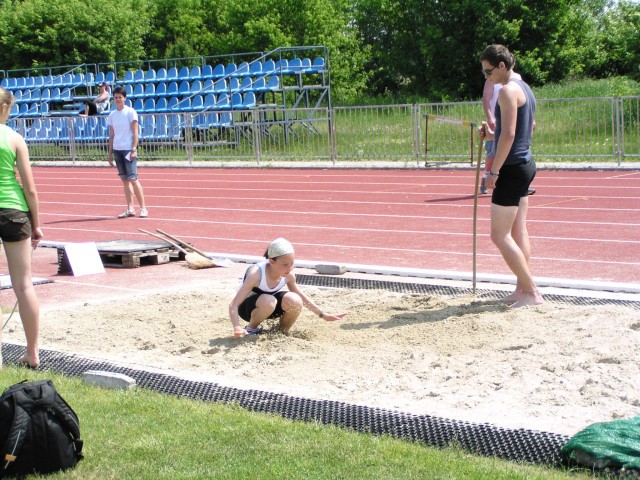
[0, 86, 43, 369]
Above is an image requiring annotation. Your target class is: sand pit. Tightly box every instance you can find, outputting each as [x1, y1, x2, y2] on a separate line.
[4, 277, 639, 436]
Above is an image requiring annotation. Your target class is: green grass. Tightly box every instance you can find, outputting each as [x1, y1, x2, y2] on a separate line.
[534, 76, 640, 99]
[0, 367, 599, 480]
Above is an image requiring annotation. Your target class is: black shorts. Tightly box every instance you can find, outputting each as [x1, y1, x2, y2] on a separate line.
[492, 159, 536, 207]
[238, 291, 287, 321]
[0, 208, 32, 242]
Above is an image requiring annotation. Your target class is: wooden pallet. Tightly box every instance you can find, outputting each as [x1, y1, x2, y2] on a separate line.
[57, 240, 184, 273]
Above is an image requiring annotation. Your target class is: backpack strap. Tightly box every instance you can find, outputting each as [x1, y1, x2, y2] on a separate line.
[50, 396, 83, 458]
[1, 393, 31, 472]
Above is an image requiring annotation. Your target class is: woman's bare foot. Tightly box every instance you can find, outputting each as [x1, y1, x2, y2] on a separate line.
[510, 290, 544, 308]
[18, 355, 39, 369]
[500, 289, 523, 304]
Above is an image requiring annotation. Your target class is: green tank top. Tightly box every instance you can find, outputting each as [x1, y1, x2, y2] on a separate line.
[0, 124, 29, 211]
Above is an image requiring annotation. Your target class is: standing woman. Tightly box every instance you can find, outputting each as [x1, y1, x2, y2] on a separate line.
[478, 45, 543, 308]
[0, 87, 43, 368]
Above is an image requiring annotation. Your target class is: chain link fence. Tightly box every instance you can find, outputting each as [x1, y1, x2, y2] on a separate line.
[15, 97, 640, 166]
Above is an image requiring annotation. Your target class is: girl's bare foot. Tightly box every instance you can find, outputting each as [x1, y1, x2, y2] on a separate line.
[510, 290, 544, 308]
[18, 355, 39, 369]
[501, 289, 522, 304]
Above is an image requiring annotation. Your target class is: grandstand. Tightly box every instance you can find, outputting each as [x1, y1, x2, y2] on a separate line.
[0, 46, 330, 155]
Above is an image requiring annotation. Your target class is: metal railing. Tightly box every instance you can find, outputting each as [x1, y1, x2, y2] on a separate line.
[15, 96, 640, 166]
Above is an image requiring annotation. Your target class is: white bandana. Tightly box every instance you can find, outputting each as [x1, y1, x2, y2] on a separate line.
[267, 238, 294, 258]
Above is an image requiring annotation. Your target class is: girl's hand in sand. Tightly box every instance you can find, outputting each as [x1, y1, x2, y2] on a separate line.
[233, 325, 246, 338]
[322, 312, 347, 322]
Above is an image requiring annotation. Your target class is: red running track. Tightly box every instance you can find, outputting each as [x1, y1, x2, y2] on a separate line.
[25, 166, 640, 286]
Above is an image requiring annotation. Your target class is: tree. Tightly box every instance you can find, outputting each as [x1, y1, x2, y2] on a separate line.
[0, 0, 151, 72]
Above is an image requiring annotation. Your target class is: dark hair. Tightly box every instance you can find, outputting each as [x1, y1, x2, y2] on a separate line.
[480, 44, 515, 70]
[113, 86, 127, 97]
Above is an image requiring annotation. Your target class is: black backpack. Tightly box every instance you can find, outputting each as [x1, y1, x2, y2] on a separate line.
[0, 380, 83, 478]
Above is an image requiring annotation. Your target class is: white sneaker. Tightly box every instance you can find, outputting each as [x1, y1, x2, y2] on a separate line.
[118, 209, 135, 218]
[139, 208, 148, 218]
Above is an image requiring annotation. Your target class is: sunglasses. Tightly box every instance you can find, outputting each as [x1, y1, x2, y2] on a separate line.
[483, 66, 497, 76]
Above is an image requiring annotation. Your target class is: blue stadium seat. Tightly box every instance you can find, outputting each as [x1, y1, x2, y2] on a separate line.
[144, 68, 156, 83]
[34, 76, 44, 88]
[230, 92, 243, 109]
[213, 79, 227, 93]
[167, 67, 179, 81]
[105, 71, 116, 84]
[190, 65, 201, 80]
[178, 66, 190, 80]
[238, 77, 252, 92]
[167, 96, 180, 111]
[274, 59, 288, 73]
[217, 111, 232, 127]
[176, 96, 191, 111]
[24, 77, 35, 88]
[142, 83, 156, 98]
[233, 62, 249, 77]
[229, 78, 241, 92]
[178, 80, 190, 96]
[301, 58, 312, 73]
[15, 90, 27, 103]
[193, 112, 217, 131]
[166, 81, 179, 97]
[309, 57, 325, 73]
[211, 64, 225, 79]
[94, 116, 109, 140]
[122, 70, 135, 84]
[249, 61, 262, 77]
[95, 72, 106, 84]
[131, 84, 144, 99]
[72, 73, 84, 86]
[155, 82, 167, 97]
[0, 78, 11, 89]
[212, 93, 230, 111]
[133, 69, 145, 84]
[59, 88, 72, 100]
[202, 93, 215, 108]
[139, 115, 155, 140]
[262, 59, 276, 75]
[41, 88, 51, 101]
[150, 115, 168, 141]
[242, 92, 256, 108]
[202, 79, 215, 93]
[142, 98, 156, 113]
[155, 97, 169, 113]
[133, 98, 144, 111]
[31, 89, 41, 101]
[188, 94, 203, 112]
[155, 67, 167, 83]
[201, 65, 213, 80]
[287, 58, 302, 74]
[10, 103, 18, 117]
[250, 77, 266, 93]
[124, 84, 134, 97]
[190, 80, 202, 94]
[225, 63, 237, 76]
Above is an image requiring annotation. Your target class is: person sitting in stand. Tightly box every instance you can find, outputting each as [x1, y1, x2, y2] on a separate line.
[80, 82, 110, 116]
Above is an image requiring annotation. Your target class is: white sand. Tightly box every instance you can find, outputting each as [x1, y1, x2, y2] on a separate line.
[4, 278, 640, 436]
